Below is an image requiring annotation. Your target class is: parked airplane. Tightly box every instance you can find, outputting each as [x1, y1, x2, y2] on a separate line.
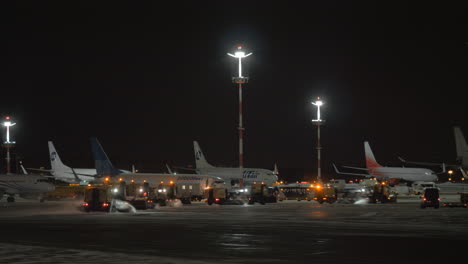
[333, 141, 440, 183]
[399, 126, 468, 170]
[29, 141, 130, 184]
[90, 138, 223, 194]
[0, 174, 55, 202]
[188, 141, 278, 187]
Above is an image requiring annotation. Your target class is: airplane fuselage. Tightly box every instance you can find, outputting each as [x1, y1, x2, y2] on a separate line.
[0, 174, 55, 197]
[369, 167, 438, 182]
[196, 168, 278, 186]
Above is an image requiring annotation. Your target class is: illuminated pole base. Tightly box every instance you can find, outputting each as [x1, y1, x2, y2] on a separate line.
[312, 120, 325, 183]
[233, 76, 248, 189]
[3, 142, 16, 174]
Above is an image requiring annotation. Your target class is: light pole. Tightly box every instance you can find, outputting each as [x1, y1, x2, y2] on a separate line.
[228, 45, 252, 189]
[2, 116, 16, 174]
[311, 98, 325, 183]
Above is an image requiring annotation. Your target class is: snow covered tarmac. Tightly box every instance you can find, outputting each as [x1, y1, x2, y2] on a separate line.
[0, 198, 467, 263]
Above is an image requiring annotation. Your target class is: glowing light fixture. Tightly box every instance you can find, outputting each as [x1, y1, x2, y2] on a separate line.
[2, 116, 16, 143]
[311, 97, 324, 121]
[227, 46, 252, 78]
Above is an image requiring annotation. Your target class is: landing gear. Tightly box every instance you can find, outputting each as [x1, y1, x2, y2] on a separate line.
[7, 196, 15, 203]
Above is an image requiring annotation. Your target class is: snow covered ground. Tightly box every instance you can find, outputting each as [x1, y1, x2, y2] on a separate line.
[0, 198, 467, 263]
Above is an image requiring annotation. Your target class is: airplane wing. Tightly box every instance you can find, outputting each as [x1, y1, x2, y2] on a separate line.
[73, 172, 98, 177]
[172, 166, 198, 172]
[333, 163, 372, 177]
[332, 164, 378, 178]
[341, 166, 369, 171]
[27, 167, 97, 178]
[26, 168, 53, 173]
[398, 157, 458, 168]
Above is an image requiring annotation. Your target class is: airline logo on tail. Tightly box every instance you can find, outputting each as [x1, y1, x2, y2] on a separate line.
[50, 152, 57, 161]
[196, 150, 202, 160]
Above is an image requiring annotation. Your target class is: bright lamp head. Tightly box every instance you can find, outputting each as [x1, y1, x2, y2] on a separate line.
[234, 51, 246, 58]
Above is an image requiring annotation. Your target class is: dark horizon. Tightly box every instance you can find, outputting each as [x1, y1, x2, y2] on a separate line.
[1, 2, 467, 181]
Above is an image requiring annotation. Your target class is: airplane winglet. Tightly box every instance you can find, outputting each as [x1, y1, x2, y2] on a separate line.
[460, 167, 467, 179]
[19, 161, 28, 175]
[332, 163, 341, 174]
[166, 163, 174, 174]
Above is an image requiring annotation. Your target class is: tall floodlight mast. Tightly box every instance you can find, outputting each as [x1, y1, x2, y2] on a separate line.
[228, 45, 252, 189]
[311, 98, 325, 182]
[2, 116, 16, 174]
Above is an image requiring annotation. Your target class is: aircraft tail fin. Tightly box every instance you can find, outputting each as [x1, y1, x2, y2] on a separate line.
[364, 141, 382, 168]
[90, 137, 122, 177]
[48, 141, 72, 175]
[193, 141, 214, 169]
[454, 127, 468, 162]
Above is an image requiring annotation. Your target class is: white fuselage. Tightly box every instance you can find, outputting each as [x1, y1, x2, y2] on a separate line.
[369, 167, 438, 182]
[196, 168, 278, 186]
[0, 174, 55, 197]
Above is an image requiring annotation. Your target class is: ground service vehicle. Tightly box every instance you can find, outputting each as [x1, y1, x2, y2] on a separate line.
[369, 182, 397, 203]
[443, 192, 468, 208]
[247, 183, 270, 205]
[153, 181, 177, 206]
[420, 187, 440, 209]
[124, 182, 155, 210]
[277, 183, 313, 201]
[82, 187, 111, 212]
[313, 185, 337, 204]
[205, 187, 228, 205]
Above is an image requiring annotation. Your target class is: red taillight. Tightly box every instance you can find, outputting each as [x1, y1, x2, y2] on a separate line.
[215, 198, 220, 202]
[423, 198, 426, 201]
[83, 202, 89, 207]
[438, 198, 441, 201]
[102, 203, 109, 207]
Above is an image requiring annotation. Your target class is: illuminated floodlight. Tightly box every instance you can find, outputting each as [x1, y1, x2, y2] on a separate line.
[227, 46, 252, 78]
[311, 97, 324, 121]
[2, 116, 16, 143]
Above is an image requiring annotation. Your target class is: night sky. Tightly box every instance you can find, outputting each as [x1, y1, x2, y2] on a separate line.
[1, 2, 467, 181]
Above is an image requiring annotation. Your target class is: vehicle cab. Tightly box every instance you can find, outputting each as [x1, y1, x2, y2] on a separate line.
[420, 187, 440, 209]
